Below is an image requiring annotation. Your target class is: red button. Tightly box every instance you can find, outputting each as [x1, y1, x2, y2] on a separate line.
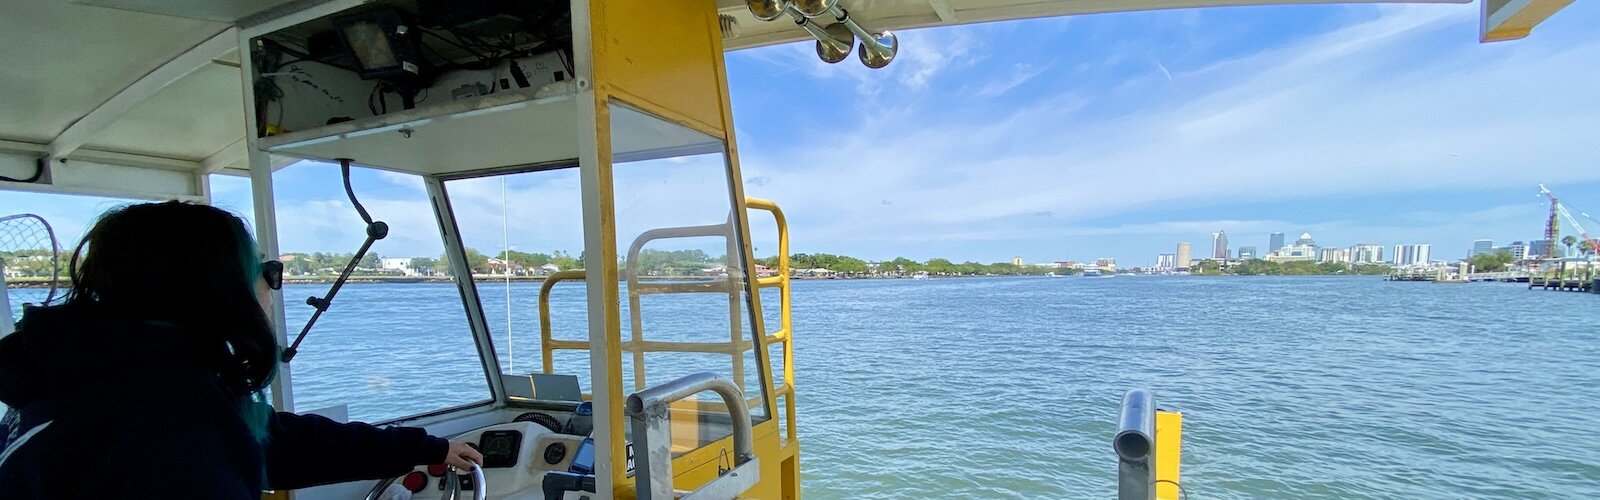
[427, 464, 448, 477]
[402, 471, 428, 493]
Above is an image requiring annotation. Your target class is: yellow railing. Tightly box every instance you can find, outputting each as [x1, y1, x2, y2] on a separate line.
[745, 197, 796, 449]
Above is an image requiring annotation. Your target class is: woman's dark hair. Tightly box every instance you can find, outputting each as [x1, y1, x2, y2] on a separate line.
[67, 201, 276, 439]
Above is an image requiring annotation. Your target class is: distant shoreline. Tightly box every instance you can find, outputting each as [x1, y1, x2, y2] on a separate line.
[6, 272, 1390, 289]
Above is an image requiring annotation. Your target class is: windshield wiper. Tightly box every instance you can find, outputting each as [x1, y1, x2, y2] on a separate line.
[280, 158, 388, 363]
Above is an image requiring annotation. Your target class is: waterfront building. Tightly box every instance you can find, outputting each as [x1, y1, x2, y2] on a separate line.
[1267, 244, 1315, 262]
[1238, 246, 1257, 260]
[1392, 244, 1433, 266]
[1529, 239, 1553, 258]
[1471, 239, 1493, 256]
[1095, 257, 1117, 271]
[1268, 233, 1317, 262]
[1012, 256, 1024, 267]
[1177, 243, 1192, 269]
[1350, 244, 1383, 264]
[380, 257, 415, 275]
[1212, 231, 1229, 259]
[1156, 253, 1176, 270]
[1319, 248, 1351, 263]
[1504, 241, 1528, 260]
[1294, 232, 1316, 247]
[1269, 232, 1285, 253]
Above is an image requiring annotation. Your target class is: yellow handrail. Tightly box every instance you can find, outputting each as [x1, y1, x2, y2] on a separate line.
[744, 197, 796, 446]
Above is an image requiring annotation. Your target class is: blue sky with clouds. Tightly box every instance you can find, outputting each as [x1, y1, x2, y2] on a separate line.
[5, 2, 1598, 266]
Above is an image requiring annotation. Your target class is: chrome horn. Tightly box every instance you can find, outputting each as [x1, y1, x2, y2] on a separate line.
[804, 22, 854, 64]
[791, 0, 838, 18]
[746, 0, 897, 68]
[856, 30, 897, 69]
[745, 0, 790, 21]
[794, 3, 898, 68]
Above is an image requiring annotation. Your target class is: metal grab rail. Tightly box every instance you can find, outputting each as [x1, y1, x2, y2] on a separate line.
[626, 372, 759, 500]
[623, 221, 742, 392]
[745, 197, 797, 446]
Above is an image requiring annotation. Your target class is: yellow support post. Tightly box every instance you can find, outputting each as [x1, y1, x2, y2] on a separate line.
[1155, 410, 1183, 500]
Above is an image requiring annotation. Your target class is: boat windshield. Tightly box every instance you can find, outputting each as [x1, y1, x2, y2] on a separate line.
[272, 162, 490, 422]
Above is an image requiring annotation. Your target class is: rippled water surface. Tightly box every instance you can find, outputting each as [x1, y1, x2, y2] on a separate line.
[8, 276, 1599, 498]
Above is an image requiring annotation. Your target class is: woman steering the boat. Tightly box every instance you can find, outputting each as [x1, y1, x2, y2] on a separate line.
[0, 201, 481, 498]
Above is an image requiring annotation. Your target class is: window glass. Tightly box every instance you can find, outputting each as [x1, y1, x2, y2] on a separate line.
[443, 168, 591, 392]
[609, 102, 773, 454]
[270, 162, 488, 422]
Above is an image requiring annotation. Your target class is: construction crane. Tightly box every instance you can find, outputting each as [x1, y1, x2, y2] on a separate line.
[1539, 184, 1600, 257]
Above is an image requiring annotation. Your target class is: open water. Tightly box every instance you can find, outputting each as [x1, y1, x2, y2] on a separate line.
[7, 276, 1599, 498]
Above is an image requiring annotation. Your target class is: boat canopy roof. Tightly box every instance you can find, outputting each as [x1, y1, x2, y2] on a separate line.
[0, 0, 1574, 201]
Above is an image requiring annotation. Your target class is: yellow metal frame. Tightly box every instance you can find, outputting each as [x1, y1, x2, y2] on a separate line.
[537, 197, 798, 498]
[572, 0, 794, 496]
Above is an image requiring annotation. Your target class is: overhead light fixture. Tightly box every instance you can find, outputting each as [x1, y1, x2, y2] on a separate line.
[334, 9, 426, 82]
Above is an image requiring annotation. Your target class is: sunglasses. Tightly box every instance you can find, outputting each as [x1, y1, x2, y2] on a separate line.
[262, 260, 284, 290]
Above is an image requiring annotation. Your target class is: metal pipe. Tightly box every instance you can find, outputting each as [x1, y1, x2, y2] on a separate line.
[1116, 389, 1156, 500]
[626, 372, 755, 463]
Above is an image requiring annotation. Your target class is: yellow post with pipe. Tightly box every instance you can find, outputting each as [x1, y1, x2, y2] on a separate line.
[1155, 410, 1183, 500]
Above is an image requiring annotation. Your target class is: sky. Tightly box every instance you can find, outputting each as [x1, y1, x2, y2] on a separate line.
[4, 2, 1599, 267]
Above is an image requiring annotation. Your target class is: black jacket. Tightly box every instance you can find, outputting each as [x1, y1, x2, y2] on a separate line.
[0, 305, 449, 498]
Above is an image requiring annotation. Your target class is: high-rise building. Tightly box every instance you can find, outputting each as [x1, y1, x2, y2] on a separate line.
[1471, 239, 1493, 257]
[1350, 244, 1383, 263]
[1529, 240, 1552, 259]
[1237, 246, 1258, 259]
[1212, 231, 1229, 259]
[1012, 256, 1024, 267]
[1269, 232, 1285, 253]
[1176, 242, 1192, 269]
[1319, 247, 1351, 263]
[1156, 253, 1176, 270]
[1393, 244, 1433, 266]
[1504, 240, 1529, 259]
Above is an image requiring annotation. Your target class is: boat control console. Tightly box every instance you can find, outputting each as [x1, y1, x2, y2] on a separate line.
[369, 403, 615, 500]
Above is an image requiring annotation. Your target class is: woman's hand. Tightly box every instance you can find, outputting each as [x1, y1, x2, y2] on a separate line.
[442, 440, 484, 471]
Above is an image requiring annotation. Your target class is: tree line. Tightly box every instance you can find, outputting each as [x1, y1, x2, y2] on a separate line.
[0, 250, 68, 278]
[759, 253, 1070, 276]
[1191, 259, 1392, 276]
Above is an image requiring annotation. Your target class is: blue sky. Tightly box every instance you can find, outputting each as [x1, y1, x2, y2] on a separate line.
[5, 2, 1599, 266]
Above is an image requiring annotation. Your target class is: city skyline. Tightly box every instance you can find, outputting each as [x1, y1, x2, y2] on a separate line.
[3, 3, 1600, 266]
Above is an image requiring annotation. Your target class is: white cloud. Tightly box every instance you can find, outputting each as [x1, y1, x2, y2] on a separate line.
[734, 4, 1600, 260]
[972, 63, 1046, 97]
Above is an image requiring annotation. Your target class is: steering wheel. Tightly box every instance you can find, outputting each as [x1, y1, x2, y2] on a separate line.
[364, 463, 487, 500]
